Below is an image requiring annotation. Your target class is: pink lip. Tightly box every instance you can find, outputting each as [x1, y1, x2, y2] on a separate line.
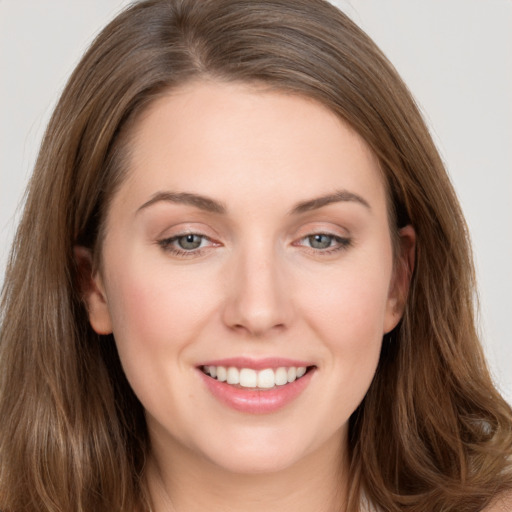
[197, 359, 316, 415]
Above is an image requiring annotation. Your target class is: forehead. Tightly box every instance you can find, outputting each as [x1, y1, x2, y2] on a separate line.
[112, 80, 388, 217]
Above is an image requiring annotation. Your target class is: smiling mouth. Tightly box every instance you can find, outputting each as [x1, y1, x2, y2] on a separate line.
[200, 365, 315, 390]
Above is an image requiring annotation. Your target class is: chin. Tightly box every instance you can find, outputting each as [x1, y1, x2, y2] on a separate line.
[205, 448, 304, 476]
[194, 426, 322, 476]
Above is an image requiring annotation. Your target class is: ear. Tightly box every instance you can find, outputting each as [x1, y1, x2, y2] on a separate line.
[74, 246, 113, 335]
[383, 224, 416, 334]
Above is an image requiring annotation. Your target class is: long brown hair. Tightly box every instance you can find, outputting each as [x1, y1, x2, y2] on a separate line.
[1, 1, 511, 511]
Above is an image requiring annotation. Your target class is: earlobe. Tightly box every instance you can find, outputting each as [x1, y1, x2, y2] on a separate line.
[383, 224, 416, 334]
[73, 245, 113, 335]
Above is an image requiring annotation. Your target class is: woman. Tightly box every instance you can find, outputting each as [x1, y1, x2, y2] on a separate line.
[1, 0, 511, 511]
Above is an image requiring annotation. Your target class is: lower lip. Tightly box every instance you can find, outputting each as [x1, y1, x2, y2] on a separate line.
[198, 368, 315, 414]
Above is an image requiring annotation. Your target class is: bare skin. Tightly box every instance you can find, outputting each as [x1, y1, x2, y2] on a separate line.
[145, 427, 347, 512]
[81, 80, 415, 511]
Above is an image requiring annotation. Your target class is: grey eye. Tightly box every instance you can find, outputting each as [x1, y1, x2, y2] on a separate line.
[308, 234, 334, 249]
[177, 234, 204, 250]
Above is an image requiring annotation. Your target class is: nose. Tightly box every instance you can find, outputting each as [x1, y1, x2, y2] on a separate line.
[221, 243, 293, 337]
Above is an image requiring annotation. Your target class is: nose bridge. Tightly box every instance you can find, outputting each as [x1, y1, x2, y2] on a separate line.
[222, 235, 291, 336]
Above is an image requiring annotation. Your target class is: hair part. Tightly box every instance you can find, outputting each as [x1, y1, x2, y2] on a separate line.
[1, 1, 511, 511]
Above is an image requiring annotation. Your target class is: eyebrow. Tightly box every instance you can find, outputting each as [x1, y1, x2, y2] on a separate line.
[290, 190, 371, 214]
[136, 189, 370, 216]
[137, 191, 227, 214]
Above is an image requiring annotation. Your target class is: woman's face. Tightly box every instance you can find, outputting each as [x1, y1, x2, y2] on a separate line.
[84, 81, 411, 475]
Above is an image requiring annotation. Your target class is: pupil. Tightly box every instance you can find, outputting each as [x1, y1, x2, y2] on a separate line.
[309, 234, 332, 249]
[179, 234, 202, 250]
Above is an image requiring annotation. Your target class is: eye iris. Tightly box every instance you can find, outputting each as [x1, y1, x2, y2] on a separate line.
[178, 234, 202, 250]
[309, 234, 332, 249]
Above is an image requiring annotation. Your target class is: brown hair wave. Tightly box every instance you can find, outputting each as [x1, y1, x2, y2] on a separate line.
[1, 1, 511, 511]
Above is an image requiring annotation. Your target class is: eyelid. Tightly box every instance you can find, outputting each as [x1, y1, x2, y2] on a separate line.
[154, 220, 220, 240]
[291, 222, 353, 255]
[294, 233, 351, 250]
[157, 230, 221, 257]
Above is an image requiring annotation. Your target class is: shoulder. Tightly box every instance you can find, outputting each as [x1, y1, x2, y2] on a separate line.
[483, 491, 512, 511]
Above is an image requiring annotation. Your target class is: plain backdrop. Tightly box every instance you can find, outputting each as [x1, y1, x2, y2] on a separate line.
[1, 0, 511, 404]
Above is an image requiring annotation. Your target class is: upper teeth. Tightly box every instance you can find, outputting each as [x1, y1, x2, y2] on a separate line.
[203, 366, 308, 389]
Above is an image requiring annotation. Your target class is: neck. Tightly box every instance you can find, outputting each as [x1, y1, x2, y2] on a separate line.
[146, 430, 349, 512]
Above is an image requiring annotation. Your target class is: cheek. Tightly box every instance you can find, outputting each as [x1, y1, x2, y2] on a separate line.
[101, 256, 220, 420]
[305, 260, 392, 339]
[105, 255, 215, 346]
[321, 282, 387, 376]
[101, 253, 221, 402]
[299, 250, 393, 381]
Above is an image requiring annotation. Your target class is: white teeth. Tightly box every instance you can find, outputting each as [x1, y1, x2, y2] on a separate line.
[226, 367, 239, 385]
[296, 366, 307, 378]
[275, 367, 288, 386]
[257, 368, 275, 389]
[216, 366, 227, 382]
[203, 365, 310, 389]
[239, 368, 257, 388]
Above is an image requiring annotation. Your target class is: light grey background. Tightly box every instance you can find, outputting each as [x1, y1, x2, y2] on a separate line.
[1, 1, 511, 404]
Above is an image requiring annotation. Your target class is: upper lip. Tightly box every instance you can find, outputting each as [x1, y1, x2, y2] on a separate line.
[196, 357, 315, 371]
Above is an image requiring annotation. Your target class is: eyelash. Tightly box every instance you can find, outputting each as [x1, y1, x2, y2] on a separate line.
[295, 233, 352, 255]
[157, 232, 352, 257]
[157, 233, 216, 257]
